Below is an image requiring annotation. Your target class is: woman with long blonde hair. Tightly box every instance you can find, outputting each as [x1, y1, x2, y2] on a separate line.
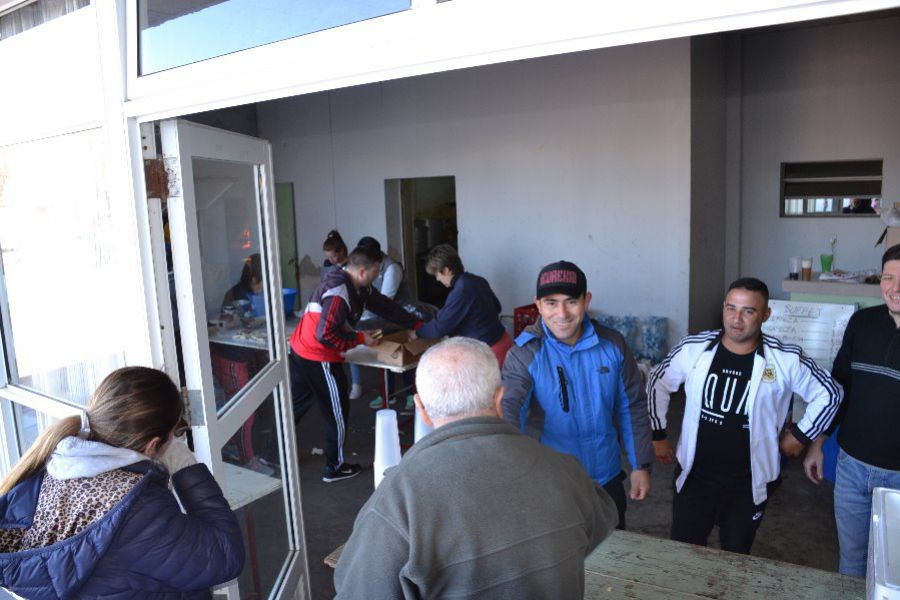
[0, 366, 244, 598]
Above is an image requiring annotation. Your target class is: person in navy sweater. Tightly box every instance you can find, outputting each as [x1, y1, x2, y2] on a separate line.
[412, 245, 513, 367]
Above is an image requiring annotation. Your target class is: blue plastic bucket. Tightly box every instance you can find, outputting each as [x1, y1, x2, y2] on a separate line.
[248, 293, 266, 317]
[248, 288, 297, 318]
[282, 288, 298, 317]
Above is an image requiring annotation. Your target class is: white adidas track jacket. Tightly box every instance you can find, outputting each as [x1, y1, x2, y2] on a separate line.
[647, 330, 842, 505]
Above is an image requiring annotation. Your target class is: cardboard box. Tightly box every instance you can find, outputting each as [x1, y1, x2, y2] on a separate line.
[374, 331, 441, 367]
[886, 227, 900, 250]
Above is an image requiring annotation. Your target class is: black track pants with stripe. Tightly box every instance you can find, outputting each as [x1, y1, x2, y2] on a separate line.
[290, 351, 349, 469]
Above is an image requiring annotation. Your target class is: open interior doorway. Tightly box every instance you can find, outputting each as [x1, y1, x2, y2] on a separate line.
[384, 176, 457, 308]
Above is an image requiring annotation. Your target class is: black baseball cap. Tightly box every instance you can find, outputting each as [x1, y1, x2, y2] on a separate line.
[536, 261, 587, 299]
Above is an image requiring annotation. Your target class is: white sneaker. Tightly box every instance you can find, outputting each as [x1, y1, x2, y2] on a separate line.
[349, 383, 363, 400]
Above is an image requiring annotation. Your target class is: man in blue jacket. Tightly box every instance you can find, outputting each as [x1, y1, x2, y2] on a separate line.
[501, 260, 654, 528]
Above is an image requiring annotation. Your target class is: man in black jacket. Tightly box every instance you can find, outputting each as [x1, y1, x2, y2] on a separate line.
[805, 243, 900, 576]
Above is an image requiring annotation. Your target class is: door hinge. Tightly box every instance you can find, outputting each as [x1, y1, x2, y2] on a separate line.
[144, 158, 169, 201]
[180, 386, 205, 426]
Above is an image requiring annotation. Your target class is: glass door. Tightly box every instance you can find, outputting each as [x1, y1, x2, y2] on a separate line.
[159, 119, 308, 600]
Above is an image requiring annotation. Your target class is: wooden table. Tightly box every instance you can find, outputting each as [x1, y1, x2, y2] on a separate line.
[325, 531, 865, 599]
[343, 345, 419, 375]
[344, 346, 419, 408]
[586, 531, 863, 599]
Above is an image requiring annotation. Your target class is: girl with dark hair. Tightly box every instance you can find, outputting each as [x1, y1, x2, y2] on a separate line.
[0, 367, 244, 598]
[222, 253, 263, 307]
[322, 229, 349, 281]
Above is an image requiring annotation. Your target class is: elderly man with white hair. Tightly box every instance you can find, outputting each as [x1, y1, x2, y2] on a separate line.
[334, 337, 619, 599]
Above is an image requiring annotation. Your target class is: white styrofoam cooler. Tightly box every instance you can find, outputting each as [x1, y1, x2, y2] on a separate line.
[868, 487, 900, 599]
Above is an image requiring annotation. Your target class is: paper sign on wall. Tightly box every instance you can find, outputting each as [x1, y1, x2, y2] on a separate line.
[762, 300, 856, 371]
[762, 300, 856, 420]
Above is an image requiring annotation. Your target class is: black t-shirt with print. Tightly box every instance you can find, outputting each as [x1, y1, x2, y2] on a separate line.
[691, 343, 756, 482]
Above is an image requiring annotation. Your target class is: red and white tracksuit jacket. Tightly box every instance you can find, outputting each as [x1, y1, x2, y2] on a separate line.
[290, 268, 420, 363]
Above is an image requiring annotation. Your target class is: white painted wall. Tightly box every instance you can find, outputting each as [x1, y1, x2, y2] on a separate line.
[258, 40, 693, 340]
[739, 14, 900, 296]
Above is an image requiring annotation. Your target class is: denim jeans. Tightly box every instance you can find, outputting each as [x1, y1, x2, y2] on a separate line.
[834, 449, 900, 576]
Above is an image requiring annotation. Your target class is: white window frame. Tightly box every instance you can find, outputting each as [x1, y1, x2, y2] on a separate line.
[0, 0, 158, 474]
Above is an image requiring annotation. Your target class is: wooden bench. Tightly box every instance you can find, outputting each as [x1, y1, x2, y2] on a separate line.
[585, 531, 864, 599]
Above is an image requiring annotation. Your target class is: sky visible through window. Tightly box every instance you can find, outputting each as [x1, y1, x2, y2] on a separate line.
[140, 0, 410, 75]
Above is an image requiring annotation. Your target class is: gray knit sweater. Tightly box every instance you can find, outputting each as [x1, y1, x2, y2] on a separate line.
[334, 416, 618, 599]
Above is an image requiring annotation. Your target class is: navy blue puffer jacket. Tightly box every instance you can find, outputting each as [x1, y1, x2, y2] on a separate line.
[0, 461, 244, 599]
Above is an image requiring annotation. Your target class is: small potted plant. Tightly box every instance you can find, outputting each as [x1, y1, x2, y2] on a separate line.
[821, 235, 836, 273]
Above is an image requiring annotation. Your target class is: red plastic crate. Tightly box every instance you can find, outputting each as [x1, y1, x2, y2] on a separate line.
[513, 304, 539, 337]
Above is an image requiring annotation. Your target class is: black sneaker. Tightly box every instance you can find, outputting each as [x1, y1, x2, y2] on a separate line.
[322, 463, 363, 483]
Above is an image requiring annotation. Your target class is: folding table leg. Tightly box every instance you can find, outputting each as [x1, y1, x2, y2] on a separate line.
[381, 369, 391, 409]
